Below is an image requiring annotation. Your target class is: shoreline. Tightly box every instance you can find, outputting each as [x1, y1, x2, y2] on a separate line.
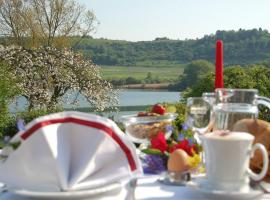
[65, 105, 151, 112]
[118, 83, 170, 90]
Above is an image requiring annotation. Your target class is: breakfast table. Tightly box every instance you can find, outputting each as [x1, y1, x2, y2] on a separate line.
[1, 111, 270, 200]
[1, 175, 270, 200]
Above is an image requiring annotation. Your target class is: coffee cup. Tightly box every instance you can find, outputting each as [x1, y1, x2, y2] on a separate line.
[200, 131, 269, 192]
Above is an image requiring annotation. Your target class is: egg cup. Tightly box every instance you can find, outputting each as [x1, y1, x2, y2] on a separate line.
[158, 170, 191, 186]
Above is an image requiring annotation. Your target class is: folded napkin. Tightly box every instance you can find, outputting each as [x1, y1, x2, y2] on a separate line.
[0, 111, 142, 191]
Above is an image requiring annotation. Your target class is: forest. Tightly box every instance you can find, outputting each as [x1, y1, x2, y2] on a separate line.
[74, 28, 270, 67]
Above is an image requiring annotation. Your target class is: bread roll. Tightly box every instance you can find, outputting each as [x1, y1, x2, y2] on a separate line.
[233, 119, 270, 182]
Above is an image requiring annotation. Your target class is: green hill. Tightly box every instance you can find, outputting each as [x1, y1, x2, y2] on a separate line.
[74, 28, 270, 66]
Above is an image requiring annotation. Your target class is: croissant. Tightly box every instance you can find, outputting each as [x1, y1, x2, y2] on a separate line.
[233, 119, 270, 182]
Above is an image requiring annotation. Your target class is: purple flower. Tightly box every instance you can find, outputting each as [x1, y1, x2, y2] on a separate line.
[182, 123, 189, 131]
[17, 119, 26, 131]
[188, 138, 193, 146]
[142, 155, 167, 174]
[178, 133, 185, 141]
[166, 125, 173, 132]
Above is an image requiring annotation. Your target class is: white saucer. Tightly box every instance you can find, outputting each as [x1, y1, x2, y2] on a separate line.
[187, 178, 263, 200]
[9, 183, 121, 200]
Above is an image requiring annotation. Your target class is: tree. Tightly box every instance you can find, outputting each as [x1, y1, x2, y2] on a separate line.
[0, 45, 118, 111]
[223, 66, 253, 89]
[246, 65, 270, 97]
[0, 0, 98, 48]
[183, 66, 253, 98]
[0, 62, 19, 106]
[182, 72, 215, 98]
[178, 60, 214, 90]
[145, 72, 153, 83]
[183, 65, 270, 98]
[0, 62, 19, 137]
[125, 77, 141, 85]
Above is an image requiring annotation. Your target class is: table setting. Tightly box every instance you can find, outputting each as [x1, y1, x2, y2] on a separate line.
[1, 40, 270, 200]
[1, 97, 270, 200]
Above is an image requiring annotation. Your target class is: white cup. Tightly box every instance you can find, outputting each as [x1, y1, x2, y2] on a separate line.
[200, 131, 269, 192]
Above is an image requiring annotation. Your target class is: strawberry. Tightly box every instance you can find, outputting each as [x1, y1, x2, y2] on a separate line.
[152, 104, 166, 115]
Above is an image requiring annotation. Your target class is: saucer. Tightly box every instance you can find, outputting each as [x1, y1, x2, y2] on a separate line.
[8, 182, 121, 200]
[187, 178, 263, 200]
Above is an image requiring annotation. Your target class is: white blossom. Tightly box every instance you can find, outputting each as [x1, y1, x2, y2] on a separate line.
[0, 45, 118, 111]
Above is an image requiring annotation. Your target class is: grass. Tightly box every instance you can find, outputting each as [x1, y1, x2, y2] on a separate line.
[100, 65, 185, 81]
[135, 60, 186, 68]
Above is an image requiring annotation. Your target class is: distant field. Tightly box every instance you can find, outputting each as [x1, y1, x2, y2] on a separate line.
[100, 65, 185, 81]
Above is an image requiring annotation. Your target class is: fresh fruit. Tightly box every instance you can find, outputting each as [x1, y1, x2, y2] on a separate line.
[166, 105, 176, 113]
[152, 104, 166, 115]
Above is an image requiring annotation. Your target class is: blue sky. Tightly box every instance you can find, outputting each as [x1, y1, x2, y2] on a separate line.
[78, 0, 270, 41]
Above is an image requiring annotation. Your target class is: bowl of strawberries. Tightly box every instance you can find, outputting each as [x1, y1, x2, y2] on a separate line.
[120, 104, 177, 143]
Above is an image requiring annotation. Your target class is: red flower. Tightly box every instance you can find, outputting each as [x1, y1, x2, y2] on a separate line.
[169, 139, 195, 156]
[169, 144, 177, 153]
[150, 132, 168, 153]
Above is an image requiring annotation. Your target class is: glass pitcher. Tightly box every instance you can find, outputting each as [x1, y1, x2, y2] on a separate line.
[213, 88, 270, 131]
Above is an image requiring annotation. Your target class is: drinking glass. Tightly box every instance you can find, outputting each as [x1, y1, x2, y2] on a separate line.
[202, 92, 215, 105]
[185, 97, 211, 134]
[185, 97, 211, 169]
[202, 92, 215, 129]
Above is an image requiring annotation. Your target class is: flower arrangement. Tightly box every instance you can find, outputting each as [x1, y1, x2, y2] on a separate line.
[120, 103, 202, 174]
[140, 105, 202, 174]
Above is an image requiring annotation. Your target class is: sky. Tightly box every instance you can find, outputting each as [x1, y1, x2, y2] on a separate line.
[78, 0, 270, 41]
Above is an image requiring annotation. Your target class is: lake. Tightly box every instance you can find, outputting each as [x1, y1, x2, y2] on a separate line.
[63, 89, 180, 108]
[119, 89, 180, 106]
[10, 89, 181, 119]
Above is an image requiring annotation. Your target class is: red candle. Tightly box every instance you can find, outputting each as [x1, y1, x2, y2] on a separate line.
[215, 40, 224, 89]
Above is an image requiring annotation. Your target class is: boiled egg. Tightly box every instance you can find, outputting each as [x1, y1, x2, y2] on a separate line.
[167, 149, 190, 172]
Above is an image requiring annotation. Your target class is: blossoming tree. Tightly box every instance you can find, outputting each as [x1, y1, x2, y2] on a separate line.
[0, 0, 98, 48]
[0, 45, 118, 111]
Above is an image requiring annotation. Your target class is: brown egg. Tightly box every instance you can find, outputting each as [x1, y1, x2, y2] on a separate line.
[167, 149, 190, 172]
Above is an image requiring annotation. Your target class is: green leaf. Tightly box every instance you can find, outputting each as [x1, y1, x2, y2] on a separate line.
[10, 142, 21, 150]
[141, 148, 163, 155]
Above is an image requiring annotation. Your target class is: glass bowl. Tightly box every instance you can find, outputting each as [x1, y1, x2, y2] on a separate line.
[120, 113, 177, 143]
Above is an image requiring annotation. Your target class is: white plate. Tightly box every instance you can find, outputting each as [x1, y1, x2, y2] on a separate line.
[9, 183, 121, 200]
[187, 178, 263, 200]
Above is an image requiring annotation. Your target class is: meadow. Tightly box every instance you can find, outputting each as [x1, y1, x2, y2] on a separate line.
[100, 65, 185, 82]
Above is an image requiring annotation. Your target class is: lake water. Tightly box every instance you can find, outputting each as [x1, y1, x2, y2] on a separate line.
[119, 89, 180, 106]
[10, 89, 181, 117]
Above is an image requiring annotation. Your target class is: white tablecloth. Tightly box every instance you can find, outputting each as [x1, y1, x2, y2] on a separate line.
[2, 175, 270, 199]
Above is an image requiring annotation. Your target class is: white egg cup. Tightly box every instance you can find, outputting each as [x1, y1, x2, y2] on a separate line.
[158, 170, 191, 186]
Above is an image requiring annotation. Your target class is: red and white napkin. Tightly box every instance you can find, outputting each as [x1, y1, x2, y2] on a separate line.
[0, 111, 142, 192]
